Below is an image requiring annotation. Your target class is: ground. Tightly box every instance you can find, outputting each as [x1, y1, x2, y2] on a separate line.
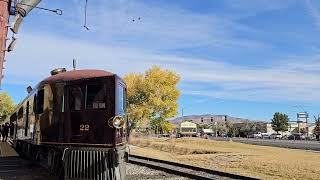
[129, 137, 320, 180]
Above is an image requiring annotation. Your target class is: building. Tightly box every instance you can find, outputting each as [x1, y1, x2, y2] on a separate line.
[0, 0, 10, 86]
[0, 0, 41, 86]
[266, 122, 314, 136]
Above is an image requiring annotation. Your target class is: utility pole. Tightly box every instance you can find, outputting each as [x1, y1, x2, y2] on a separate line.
[73, 59, 77, 70]
[215, 122, 217, 137]
[181, 108, 184, 121]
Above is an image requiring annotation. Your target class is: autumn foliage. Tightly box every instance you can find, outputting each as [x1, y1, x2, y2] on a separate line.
[124, 66, 180, 134]
[0, 92, 15, 123]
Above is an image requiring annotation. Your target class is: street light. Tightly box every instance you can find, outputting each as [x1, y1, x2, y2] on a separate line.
[11, 0, 42, 34]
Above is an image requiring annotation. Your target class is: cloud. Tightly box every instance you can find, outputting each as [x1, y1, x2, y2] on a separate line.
[221, 0, 298, 19]
[23, 0, 270, 52]
[3, 0, 320, 104]
[3, 33, 320, 103]
[306, 0, 320, 29]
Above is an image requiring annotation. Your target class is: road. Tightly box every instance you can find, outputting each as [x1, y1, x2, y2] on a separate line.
[210, 137, 320, 151]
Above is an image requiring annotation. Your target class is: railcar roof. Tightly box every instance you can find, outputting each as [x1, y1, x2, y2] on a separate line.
[41, 69, 114, 84]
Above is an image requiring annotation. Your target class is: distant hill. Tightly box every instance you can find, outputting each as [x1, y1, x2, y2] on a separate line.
[169, 114, 265, 125]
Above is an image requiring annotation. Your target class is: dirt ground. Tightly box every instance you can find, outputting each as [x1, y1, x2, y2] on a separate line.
[128, 137, 320, 180]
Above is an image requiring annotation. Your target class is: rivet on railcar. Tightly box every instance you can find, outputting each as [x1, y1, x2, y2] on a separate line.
[7, 68, 128, 180]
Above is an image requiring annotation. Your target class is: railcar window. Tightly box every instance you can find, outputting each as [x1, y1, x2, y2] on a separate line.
[10, 113, 17, 123]
[36, 89, 44, 114]
[69, 86, 83, 111]
[117, 83, 126, 114]
[18, 107, 23, 119]
[181, 128, 197, 132]
[25, 101, 29, 137]
[33, 95, 36, 113]
[86, 85, 106, 109]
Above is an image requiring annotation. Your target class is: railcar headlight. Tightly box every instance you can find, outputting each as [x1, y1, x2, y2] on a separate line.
[112, 116, 125, 129]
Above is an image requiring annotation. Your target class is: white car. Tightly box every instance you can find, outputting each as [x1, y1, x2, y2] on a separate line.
[253, 132, 262, 138]
[271, 133, 282, 139]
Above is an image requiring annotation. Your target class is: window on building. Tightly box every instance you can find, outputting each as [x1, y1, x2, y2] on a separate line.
[86, 85, 106, 110]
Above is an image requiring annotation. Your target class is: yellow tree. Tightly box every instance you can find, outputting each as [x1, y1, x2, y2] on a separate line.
[124, 66, 180, 134]
[123, 73, 150, 133]
[0, 92, 15, 123]
[162, 121, 176, 133]
[144, 66, 180, 134]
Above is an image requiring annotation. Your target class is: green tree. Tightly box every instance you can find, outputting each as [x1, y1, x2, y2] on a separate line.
[225, 119, 236, 137]
[216, 123, 228, 136]
[313, 116, 320, 140]
[239, 123, 251, 137]
[271, 112, 289, 134]
[124, 66, 180, 134]
[0, 92, 15, 123]
[227, 125, 236, 137]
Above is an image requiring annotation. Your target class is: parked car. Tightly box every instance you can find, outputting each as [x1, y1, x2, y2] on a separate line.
[253, 132, 262, 138]
[262, 133, 272, 139]
[306, 135, 316, 140]
[271, 133, 282, 139]
[158, 134, 170, 138]
[288, 133, 306, 140]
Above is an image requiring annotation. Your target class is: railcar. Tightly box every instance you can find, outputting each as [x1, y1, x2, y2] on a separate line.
[178, 121, 197, 137]
[7, 68, 128, 180]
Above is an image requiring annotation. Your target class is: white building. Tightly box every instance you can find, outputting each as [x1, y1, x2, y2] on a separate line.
[266, 122, 314, 136]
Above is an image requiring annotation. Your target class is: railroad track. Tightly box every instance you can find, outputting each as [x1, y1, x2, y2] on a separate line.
[128, 155, 259, 180]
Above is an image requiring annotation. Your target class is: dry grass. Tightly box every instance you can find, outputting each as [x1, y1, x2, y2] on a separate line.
[129, 137, 320, 180]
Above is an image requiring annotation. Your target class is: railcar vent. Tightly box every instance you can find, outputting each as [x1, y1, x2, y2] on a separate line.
[63, 149, 122, 180]
[50, 68, 67, 76]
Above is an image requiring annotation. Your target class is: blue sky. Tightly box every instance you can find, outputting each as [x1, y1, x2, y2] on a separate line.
[1, 0, 320, 122]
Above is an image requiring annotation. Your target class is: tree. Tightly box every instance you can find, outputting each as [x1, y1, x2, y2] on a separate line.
[225, 119, 236, 137]
[0, 92, 15, 123]
[162, 121, 176, 133]
[314, 116, 320, 140]
[300, 128, 308, 134]
[216, 123, 228, 136]
[227, 125, 236, 137]
[239, 123, 251, 137]
[124, 66, 180, 134]
[124, 73, 150, 133]
[271, 112, 289, 134]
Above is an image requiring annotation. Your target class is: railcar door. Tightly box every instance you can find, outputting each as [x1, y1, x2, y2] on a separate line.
[64, 84, 86, 143]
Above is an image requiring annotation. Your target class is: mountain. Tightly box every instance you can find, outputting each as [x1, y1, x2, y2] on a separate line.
[168, 114, 264, 125]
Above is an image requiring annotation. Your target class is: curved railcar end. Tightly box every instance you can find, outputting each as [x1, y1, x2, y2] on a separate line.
[6, 69, 128, 180]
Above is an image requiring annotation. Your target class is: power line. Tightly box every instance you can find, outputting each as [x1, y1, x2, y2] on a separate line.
[83, 0, 89, 30]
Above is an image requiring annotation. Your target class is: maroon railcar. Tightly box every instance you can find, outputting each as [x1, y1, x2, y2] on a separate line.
[8, 68, 128, 180]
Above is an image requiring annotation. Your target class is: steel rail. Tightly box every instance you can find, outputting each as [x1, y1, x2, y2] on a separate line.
[128, 154, 259, 180]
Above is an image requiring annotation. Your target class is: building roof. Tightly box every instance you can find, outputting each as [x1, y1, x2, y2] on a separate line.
[40, 69, 114, 85]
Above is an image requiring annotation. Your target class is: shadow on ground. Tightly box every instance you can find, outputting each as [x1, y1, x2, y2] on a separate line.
[0, 154, 55, 179]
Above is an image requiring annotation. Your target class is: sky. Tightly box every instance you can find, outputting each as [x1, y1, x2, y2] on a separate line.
[1, 0, 320, 122]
